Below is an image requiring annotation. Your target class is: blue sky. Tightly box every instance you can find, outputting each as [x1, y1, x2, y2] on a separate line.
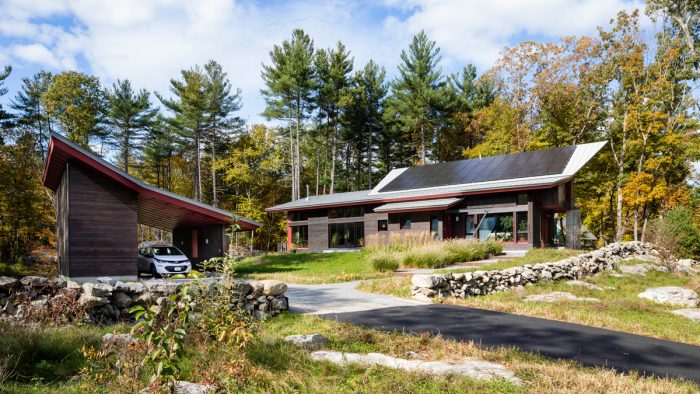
[0, 0, 648, 124]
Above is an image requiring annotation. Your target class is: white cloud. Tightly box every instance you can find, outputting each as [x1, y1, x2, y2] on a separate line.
[11, 43, 62, 68]
[0, 0, 650, 122]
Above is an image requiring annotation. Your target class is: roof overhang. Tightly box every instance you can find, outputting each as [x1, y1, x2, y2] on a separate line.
[43, 133, 261, 231]
[374, 198, 463, 213]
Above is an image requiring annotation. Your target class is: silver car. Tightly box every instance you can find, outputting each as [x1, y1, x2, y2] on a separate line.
[138, 245, 192, 277]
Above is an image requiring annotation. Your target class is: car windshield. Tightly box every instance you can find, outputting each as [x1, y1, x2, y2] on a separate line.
[152, 247, 183, 256]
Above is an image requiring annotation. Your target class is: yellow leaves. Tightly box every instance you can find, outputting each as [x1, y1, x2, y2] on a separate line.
[620, 172, 667, 208]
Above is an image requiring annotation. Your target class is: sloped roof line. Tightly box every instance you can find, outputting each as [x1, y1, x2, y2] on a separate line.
[43, 133, 261, 229]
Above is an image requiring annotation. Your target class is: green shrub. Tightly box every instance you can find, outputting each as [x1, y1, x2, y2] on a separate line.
[402, 245, 450, 268]
[370, 253, 400, 272]
[649, 206, 700, 260]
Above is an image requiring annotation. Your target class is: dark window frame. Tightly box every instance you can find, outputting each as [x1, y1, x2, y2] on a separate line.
[291, 225, 309, 248]
[517, 193, 528, 205]
[378, 220, 388, 232]
[400, 214, 411, 230]
[328, 222, 365, 248]
[328, 206, 365, 219]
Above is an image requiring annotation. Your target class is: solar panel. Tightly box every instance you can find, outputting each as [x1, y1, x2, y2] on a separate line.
[377, 145, 577, 193]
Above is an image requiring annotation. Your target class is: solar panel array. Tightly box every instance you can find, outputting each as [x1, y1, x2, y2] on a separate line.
[377, 145, 577, 193]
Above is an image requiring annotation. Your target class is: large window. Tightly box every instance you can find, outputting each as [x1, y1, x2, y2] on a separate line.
[329, 222, 365, 248]
[516, 212, 528, 243]
[329, 206, 364, 219]
[477, 213, 513, 242]
[465, 215, 476, 239]
[290, 211, 308, 221]
[291, 225, 308, 248]
[400, 215, 411, 230]
[430, 216, 439, 240]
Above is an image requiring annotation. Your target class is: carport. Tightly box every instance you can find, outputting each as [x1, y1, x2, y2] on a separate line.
[42, 133, 260, 280]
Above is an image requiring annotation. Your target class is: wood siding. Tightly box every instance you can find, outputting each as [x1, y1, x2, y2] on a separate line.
[56, 166, 70, 276]
[173, 224, 226, 266]
[66, 163, 138, 277]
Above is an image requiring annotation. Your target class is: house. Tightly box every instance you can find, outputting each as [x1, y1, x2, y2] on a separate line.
[42, 133, 260, 280]
[266, 141, 606, 251]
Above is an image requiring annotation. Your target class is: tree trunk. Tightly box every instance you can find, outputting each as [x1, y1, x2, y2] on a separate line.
[211, 141, 218, 207]
[420, 123, 426, 165]
[613, 112, 628, 242]
[330, 122, 337, 194]
[295, 99, 301, 201]
[123, 131, 130, 174]
[195, 130, 202, 201]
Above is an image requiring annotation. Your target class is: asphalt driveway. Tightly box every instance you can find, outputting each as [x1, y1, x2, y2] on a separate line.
[318, 304, 700, 383]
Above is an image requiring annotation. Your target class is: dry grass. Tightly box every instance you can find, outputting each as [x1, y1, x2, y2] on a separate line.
[365, 231, 436, 251]
[367, 236, 503, 269]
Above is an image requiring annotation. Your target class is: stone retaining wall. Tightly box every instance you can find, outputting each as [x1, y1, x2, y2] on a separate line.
[0, 276, 289, 323]
[411, 242, 659, 301]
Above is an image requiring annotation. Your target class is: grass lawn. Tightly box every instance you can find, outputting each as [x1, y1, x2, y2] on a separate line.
[3, 314, 697, 393]
[235, 251, 392, 284]
[360, 260, 700, 345]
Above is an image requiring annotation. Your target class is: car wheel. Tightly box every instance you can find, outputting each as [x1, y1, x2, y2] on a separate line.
[150, 264, 160, 278]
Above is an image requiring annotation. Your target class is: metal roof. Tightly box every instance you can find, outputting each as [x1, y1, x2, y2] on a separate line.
[43, 133, 261, 230]
[374, 198, 463, 213]
[266, 141, 607, 212]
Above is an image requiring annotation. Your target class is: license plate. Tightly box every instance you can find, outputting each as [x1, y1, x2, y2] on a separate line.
[174, 267, 182, 272]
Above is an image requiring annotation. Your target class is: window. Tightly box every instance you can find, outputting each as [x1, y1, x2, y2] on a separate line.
[291, 225, 308, 248]
[477, 213, 513, 242]
[328, 222, 364, 248]
[430, 216, 439, 240]
[465, 215, 476, 239]
[400, 215, 411, 230]
[291, 211, 309, 221]
[378, 220, 388, 232]
[517, 193, 528, 205]
[329, 206, 365, 219]
[516, 212, 528, 243]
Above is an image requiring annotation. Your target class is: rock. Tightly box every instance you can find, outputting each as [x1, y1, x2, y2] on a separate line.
[30, 299, 49, 308]
[119, 281, 144, 294]
[412, 293, 433, 303]
[111, 292, 133, 308]
[524, 292, 599, 303]
[310, 351, 520, 384]
[638, 287, 699, 307]
[565, 280, 605, 291]
[247, 280, 264, 294]
[0, 276, 19, 290]
[672, 308, 700, 322]
[619, 264, 648, 276]
[622, 254, 661, 264]
[676, 259, 698, 275]
[79, 293, 109, 309]
[96, 277, 116, 286]
[284, 334, 328, 349]
[82, 282, 113, 297]
[260, 280, 287, 296]
[20, 276, 48, 288]
[411, 275, 443, 288]
[102, 333, 137, 346]
[144, 281, 180, 295]
[66, 280, 82, 290]
[232, 281, 252, 296]
[173, 380, 216, 394]
[270, 297, 288, 310]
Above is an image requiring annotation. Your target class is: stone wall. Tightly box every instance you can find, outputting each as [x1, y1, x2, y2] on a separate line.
[411, 242, 658, 301]
[0, 276, 289, 323]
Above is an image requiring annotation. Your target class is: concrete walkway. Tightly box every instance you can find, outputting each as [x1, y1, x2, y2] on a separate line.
[286, 281, 427, 315]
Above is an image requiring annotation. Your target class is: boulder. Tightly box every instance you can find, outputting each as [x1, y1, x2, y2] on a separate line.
[412, 293, 433, 303]
[111, 292, 133, 308]
[0, 276, 19, 290]
[232, 281, 252, 296]
[118, 281, 144, 294]
[270, 297, 288, 310]
[565, 280, 605, 291]
[102, 333, 137, 346]
[638, 287, 699, 307]
[144, 281, 180, 295]
[82, 282, 113, 297]
[96, 277, 116, 286]
[411, 275, 443, 288]
[310, 351, 520, 384]
[79, 293, 109, 309]
[672, 308, 700, 322]
[524, 292, 599, 303]
[676, 259, 698, 275]
[619, 264, 648, 276]
[20, 276, 49, 288]
[247, 280, 264, 294]
[284, 333, 328, 349]
[260, 280, 287, 296]
[173, 381, 216, 394]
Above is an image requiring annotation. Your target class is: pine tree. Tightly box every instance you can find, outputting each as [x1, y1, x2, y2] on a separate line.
[11, 71, 53, 158]
[0, 65, 13, 142]
[157, 66, 210, 201]
[261, 29, 317, 201]
[203, 60, 243, 207]
[104, 79, 158, 174]
[388, 31, 445, 165]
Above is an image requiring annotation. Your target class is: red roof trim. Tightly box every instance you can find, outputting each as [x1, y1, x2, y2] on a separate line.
[43, 135, 259, 230]
[267, 183, 562, 212]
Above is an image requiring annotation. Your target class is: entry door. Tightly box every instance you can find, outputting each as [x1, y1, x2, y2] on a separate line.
[451, 214, 465, 238]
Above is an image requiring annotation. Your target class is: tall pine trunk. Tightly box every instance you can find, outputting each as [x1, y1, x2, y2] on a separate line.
[211, 141, 218, 207]
[195, 129, 202, 201]
[613, 111, 628, 242]
[330, 122, 337, 194]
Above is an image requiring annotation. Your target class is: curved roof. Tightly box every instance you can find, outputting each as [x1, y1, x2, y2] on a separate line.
[43, 133, 260, 231]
